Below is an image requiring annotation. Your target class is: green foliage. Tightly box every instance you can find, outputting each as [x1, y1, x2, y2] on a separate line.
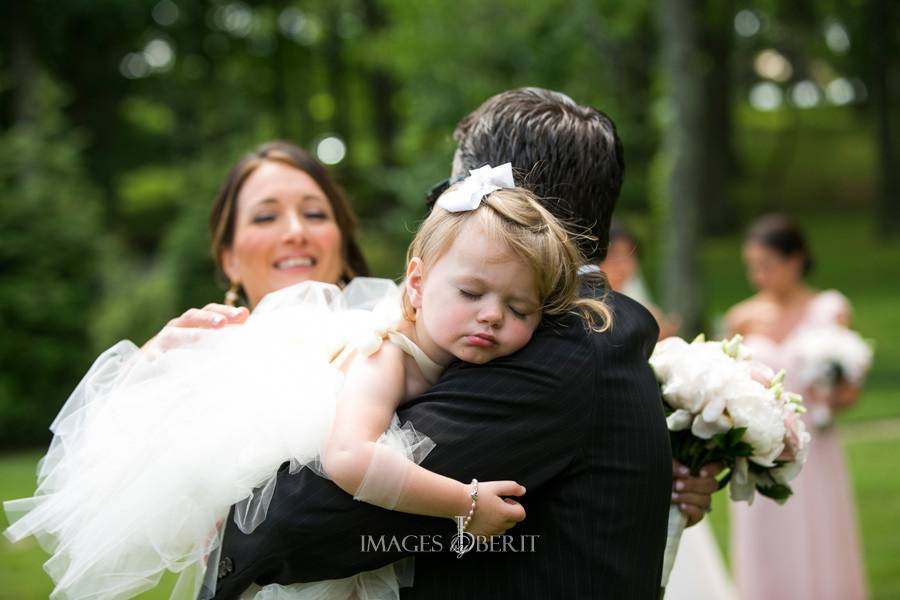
[0, 75, 105, 446]
[1, 1, 895, 450]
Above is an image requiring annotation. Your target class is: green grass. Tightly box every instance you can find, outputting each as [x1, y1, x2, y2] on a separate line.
[4, 430, 900, 597]
[706, 429, 900, 600]
[0, 450, 178, 600]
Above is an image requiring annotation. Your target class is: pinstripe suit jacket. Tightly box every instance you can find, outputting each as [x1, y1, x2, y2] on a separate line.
[211, 289, 672, 599]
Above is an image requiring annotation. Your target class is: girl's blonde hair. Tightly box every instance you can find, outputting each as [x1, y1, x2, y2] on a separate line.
[402, 186, 612, 331]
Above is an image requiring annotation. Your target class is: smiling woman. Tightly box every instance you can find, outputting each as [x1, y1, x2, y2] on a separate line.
[142, 142, 370, 341]
[210, 141, 369, 308]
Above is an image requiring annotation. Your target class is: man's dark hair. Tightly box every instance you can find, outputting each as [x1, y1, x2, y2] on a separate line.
[453, 87, 624, 262]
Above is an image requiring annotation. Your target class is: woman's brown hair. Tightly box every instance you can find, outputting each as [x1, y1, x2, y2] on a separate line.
[209, 140, 369, 285]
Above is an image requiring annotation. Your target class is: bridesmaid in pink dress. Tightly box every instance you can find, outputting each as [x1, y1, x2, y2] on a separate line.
[725, 214, 867, 600]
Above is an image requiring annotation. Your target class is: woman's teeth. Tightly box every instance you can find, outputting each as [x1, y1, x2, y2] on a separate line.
[276, 257, 314, 269]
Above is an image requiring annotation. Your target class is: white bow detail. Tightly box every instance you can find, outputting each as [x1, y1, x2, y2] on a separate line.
[436, 163, 515, 213]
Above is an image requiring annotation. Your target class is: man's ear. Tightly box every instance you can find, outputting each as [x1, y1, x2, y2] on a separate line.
[220, 247, 240, 285]
[405, 257, 425, 309]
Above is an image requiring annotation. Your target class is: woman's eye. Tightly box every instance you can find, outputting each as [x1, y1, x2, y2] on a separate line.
[458, 289, 482, 300]
[304, 211, 328, 220]
[252, 214, 276, 223]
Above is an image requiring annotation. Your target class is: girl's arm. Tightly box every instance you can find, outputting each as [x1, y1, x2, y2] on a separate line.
[321, 343, 525, 533]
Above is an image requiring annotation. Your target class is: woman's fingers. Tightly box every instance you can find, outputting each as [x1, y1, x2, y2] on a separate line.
[168, 306, 248, 329]
[671, 492, 710, 513]
[147, 305, 248, 353]
[168, 308, 224, 329]
[202, 304, 250, 323]
[151, 327, 203, 353]
[677, 502, 705, 528]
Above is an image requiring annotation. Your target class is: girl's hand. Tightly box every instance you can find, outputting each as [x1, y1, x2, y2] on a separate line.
[144, 304, 249, 352]
[465, 480, 527, 537]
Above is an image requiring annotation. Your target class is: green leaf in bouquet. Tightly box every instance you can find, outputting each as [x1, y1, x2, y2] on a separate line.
[716, 469, 734, 491]
[710, 430, 730, 449]
[732, 441, 754, 457]
[757, 483, 793, 504]
[726, 427, 748, 448]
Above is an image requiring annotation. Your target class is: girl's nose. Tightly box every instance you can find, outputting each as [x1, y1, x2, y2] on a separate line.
[476, 301, 503, 327]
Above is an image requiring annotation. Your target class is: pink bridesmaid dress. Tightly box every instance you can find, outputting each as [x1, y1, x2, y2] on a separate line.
[730, 290, 867, 600]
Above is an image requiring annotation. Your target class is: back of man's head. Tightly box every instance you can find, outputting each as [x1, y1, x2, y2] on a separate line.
[453, 87, 624, 262]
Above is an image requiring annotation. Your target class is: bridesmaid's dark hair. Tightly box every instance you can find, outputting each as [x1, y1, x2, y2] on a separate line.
[745, 214, 814, 276]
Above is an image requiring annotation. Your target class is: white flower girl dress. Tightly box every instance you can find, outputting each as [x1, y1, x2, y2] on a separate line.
[4, 279, 438, 600]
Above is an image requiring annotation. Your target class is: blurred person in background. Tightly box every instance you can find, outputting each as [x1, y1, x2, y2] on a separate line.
[598, 219, 679, 340]
[726, 213, 867, 600]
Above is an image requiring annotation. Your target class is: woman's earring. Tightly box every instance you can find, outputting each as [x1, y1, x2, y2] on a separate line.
[224, 281, 241, 306]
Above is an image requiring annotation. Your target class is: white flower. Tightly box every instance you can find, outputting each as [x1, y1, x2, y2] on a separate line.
[790, 324, 873, 386]
[652, 333, 809, 505]
[725, 379, 785, 466]
[666, 409, 693, 431]
[649, 337, 689, 382]
[772, 403, 811, 484]
[690, 411, 733, 439]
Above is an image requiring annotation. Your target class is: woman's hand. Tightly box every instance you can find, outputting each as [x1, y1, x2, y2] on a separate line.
[167, 304, 249, 329]
[672, 460, 723, 527]
[144, 304, 249, 352]
[464, 481, 527, 537]
[831, 381, 861, 411]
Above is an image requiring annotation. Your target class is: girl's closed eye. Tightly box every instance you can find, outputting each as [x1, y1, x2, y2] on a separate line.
[458, 289, 482, 300]
[508, 305, 529, 320]
[303, 210, 329, 220]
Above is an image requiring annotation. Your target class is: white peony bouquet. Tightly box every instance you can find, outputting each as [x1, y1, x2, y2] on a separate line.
[791, 323, 873, 388]
[790, 324, 873, 429]
[650, 334, 811, 588]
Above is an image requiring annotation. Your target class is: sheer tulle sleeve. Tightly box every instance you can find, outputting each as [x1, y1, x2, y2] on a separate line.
[352, 419, 437, 509]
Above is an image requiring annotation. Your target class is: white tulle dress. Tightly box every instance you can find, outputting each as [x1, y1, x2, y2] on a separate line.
[3, 279, 440, 600]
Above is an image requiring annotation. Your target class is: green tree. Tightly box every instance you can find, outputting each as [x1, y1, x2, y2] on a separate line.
[0, 75, 105, 446]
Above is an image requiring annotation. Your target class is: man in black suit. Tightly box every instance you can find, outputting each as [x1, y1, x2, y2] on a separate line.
[212, 88, 717, 599]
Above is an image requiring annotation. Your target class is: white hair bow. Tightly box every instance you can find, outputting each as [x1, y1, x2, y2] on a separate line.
[436, 163, 515, 213]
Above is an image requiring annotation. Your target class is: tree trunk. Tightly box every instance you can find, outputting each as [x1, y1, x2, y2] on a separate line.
[361, 0, 399, 168]
[871, 0, 900, 238]
[658, 0, 705, 336]
[9, 0, 36, 124]
[323, 4, 350, 141]
[698, 0, 737, 235]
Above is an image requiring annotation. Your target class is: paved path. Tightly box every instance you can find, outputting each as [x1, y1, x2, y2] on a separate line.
[839, 417, 900, 444]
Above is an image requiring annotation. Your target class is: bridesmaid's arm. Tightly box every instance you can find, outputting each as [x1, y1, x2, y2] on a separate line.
[833, 298, 861, 410]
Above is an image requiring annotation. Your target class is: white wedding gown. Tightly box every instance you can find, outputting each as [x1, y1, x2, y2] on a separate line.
[4, 279, 436, 600]
[665, 521, 739, 600]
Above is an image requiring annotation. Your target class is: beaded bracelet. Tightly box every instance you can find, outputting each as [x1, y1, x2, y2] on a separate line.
[462, 479, 479, 531]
